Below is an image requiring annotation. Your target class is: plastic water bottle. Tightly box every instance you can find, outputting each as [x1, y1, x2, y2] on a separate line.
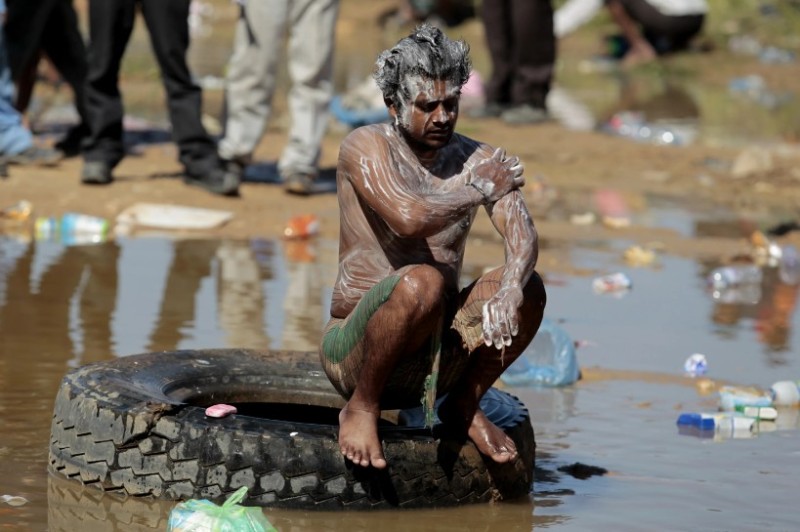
[707, 264, 762, 290]
[500, 318, 579, 387]
[34, 213, 109, 245]
[718, 385, 773, 410]
[770, 380, 800, 406]
[677, 412, 756, 432]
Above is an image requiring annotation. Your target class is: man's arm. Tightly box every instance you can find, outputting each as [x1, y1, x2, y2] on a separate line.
[481, 190, 539, 349]
[340, 129, 522, 239]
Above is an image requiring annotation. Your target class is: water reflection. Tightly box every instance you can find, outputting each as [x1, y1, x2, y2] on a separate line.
[0, 236, 334, 362]
[0, 240, 119, 365]
[708, 264, 800, 360]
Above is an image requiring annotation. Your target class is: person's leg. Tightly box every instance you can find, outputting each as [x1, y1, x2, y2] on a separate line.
[606, 0, 657, 67]
[82, 0, 136, 179]
[439, 267, 546, 462]
[279, 0, 339, 194]
[477, 0, 513, 115]
[506, 0, 555, 116]
[12, 51, 38, 123]
[4, 0, 54, 85]
[40, 0, 91, 156]
[0, 23, 34, 156]
[139, 0, 217, 177]
[319, 264, 448, 469]
[217, 0, 288, 168]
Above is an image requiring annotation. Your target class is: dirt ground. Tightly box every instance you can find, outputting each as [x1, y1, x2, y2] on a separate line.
[3, 0, 800, 276]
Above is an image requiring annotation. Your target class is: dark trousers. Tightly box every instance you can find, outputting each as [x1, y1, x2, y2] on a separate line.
[5, 0, 89, 127]
[618, 0, 704, 53]
[83, 0, 218, 176]
[481, 0, 556, 109]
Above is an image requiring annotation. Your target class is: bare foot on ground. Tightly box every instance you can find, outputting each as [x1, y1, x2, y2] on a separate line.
[466, 408, 518, 463]
[338, 404, 387, 469]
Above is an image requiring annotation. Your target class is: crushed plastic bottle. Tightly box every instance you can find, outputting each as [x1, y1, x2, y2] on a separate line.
[683, 353, 707, 377]
[677, 412, 756, 440]
[677, 412, 756, 432]
[500, 318, 580, 387]
[34, 213, 109, 246]
[718, 385, 773, 411]
[710, 283, 761, 305]
[707, 264, 762, 290]
[592, 272, 632, 294]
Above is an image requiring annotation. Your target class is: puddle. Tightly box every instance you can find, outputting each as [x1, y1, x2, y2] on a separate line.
[2, 200, 800, 529]
[5, 2, 800, 529]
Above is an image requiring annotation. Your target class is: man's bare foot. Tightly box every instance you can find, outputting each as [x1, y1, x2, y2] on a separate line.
[439, 401, 518, 463]
[338, 404, 387, 469]
[466, 408, 518, 463]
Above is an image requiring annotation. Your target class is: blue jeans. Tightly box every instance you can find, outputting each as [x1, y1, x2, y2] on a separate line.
[0, 24, 32, 156]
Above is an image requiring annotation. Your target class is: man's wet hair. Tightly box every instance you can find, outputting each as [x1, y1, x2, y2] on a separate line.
[374, 24, 471, 111]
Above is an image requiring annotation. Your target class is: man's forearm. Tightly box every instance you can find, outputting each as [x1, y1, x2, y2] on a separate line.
[492, 191, 539, 291]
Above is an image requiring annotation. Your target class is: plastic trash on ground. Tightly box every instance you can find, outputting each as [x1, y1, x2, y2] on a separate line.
[283, 214, 320, 239]
[623, 245, 656, 267]
[35, 213, 110, 246]
[115, 203, 234, 233]
[718, 385, 773, 411]
[677, 412, 756, 439]
[684, 353, 707, 377]
[770, 380, 800, 406]
[1, 494, 28, 506]
[592, 272, 632, 294]
[0, 200, 33, 221]
[167, 486, 276, 532]
[500, 318, 580, 387]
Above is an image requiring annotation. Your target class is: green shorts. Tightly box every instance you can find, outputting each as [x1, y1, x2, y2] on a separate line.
[318, 270, 499, 410]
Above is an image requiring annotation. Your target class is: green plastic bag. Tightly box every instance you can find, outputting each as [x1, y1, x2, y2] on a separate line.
[167, 486, 277, 532]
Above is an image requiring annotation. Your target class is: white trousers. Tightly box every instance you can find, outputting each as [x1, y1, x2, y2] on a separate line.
[218, 0, 339, 178]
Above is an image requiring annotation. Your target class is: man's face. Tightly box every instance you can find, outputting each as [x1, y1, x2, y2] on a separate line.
[395, 76, 460, 151]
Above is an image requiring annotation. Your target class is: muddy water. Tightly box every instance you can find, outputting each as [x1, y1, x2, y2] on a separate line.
[1, 199, 799, 531]
[4, 2, 800, 529]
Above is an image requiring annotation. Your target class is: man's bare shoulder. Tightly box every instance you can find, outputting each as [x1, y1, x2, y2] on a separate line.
[341, 123, 392, 155]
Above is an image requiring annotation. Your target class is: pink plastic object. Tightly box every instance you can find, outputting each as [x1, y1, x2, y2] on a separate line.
[205, 404, 237, 418]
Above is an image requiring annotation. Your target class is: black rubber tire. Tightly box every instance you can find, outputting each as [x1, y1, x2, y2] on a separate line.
[49, 349, 535, 509]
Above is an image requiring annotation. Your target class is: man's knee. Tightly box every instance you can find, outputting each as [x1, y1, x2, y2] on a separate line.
[523, 270, 547, 307]
[394, 264, 446, 315]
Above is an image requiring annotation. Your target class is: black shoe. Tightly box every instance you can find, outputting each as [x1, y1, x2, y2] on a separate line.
[5, 146, 62, 166]
[81, 160, 113, 185]
[185, 167, 240, 197]
[221, 157, 247, 179]
[54, 124, 89, 158]
[284, 172, 315, 196]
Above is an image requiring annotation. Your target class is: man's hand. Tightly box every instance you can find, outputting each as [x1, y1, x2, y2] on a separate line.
[470, 148, 524, 204]
[481, 285, 524, 349]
